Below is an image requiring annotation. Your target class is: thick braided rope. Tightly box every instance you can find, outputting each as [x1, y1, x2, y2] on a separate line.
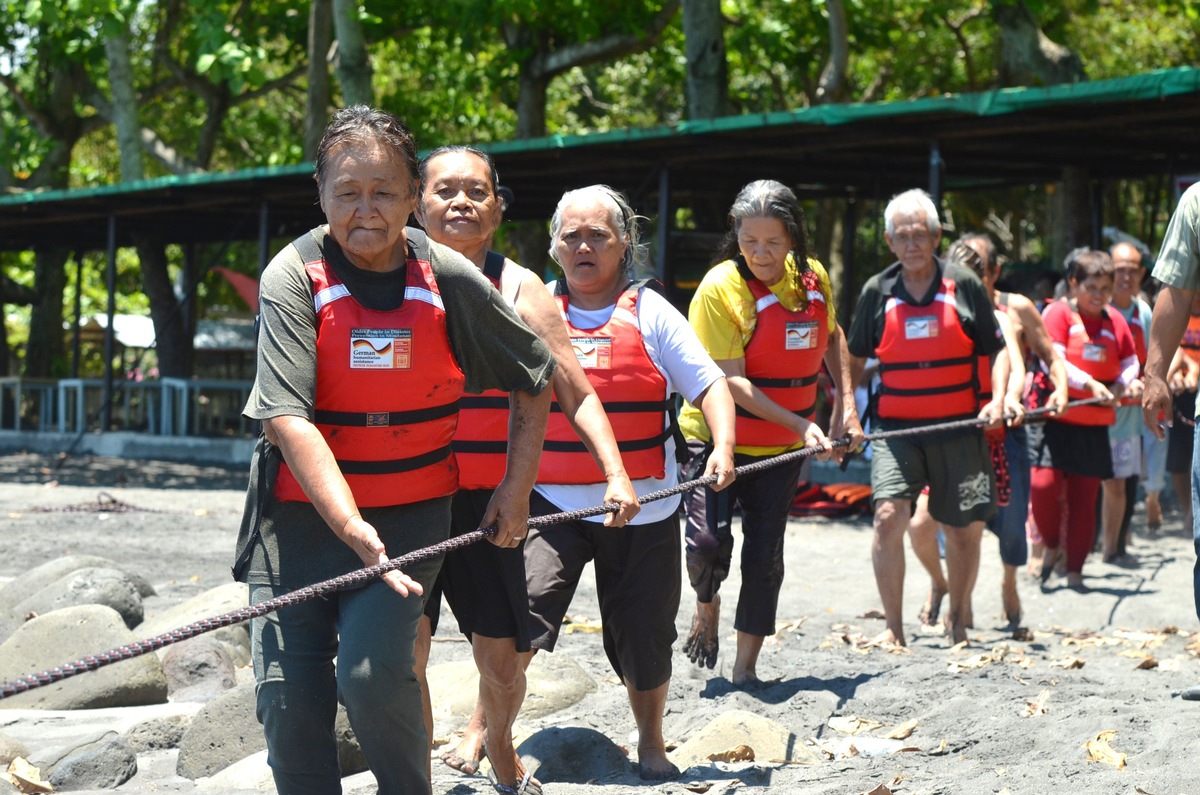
[0, 396, 1106, 699]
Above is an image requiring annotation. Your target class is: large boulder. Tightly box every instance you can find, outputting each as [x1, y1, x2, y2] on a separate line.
[176, 682, 366, 780]
[12, 567, 144, 629]
[0, 731, 29, 765]
[427, 651, 596, 721]
[175, 683, 263, 780]
[0, 604, 167, 710]
[124, 713, 191, 753]
[516, 725, 631, 783]
[670, 709, 820, 769]
[0, 555, 154, 614]
[162, 636, 237, 703]
[138, 582, 250, 667]
[27, 730, 138, 790]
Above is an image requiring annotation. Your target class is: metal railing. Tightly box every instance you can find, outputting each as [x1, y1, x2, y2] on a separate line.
[0, 377, 253, 438]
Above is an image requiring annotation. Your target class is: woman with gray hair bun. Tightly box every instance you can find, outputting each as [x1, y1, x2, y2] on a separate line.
[679, 179, 863, 686]
[524, 184, 737, 780]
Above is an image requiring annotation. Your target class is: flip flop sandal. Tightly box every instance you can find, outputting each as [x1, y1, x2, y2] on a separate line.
[488, 766, 542, 795]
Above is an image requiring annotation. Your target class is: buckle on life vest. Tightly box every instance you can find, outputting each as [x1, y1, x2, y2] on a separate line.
[366, 412, 389, 427]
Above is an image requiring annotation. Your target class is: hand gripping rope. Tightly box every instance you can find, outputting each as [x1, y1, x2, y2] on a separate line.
[0, 397, 1106, 699]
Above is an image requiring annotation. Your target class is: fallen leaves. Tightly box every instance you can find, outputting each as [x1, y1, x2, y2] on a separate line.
[947, 643, 1033, 673]
[1023, 689, 1051, 717]
[1084, 730, 1127, 769]
[822, 627, 912, 655]
[829, 716, 883, 735]
[707, 744, 754, 762]
[3, 758, 53, 793]
[885, 718, 919, 740]
[561, 614, 603, 634]
[1048, 655, 1086, 669]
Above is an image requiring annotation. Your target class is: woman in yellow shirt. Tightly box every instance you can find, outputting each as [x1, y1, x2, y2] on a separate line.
[679, 179, 863, 685]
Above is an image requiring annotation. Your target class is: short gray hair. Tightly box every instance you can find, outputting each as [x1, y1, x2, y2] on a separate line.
[884, 188, 940, 236]
[548, 185, 648, 276]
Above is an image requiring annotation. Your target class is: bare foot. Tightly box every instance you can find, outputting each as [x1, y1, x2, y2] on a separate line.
[945, 617, 969, 645]
[731, 671, 759, 687]
[918, 584, 947, 627]
[636, 747, 680, 781]
[440, 729, 485, 776]
[870, 628, 906, 648]
[684, 595, 721, 669]
[1002, 575, 1021, 628]
[1146, 492, 1162, 530]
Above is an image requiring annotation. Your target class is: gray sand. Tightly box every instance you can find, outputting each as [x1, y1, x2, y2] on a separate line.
[1, 452, 1199, 794]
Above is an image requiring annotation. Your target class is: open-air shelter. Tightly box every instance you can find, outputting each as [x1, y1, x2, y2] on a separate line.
[2, 67, 1199, 436]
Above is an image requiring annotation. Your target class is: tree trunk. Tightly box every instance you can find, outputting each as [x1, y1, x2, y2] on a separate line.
[106, 27, 144, 181]
[136, 236, 193, 379]
[815, 0, 849, 103]
[993, 0, 1085, 87]
[306, 0, 334, 158]
[682, 0, 729, 119]
[331, 0, 373, 106]
[25, 247, 70, 378]
[1054, 166, 1092, 267]
[515, 70, 549, 139]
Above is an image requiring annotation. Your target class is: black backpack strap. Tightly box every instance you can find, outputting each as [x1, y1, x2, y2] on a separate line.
[483, 249, 505, 283]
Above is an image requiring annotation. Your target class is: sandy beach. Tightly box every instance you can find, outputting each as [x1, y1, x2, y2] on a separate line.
[1, 451, 1199, 795]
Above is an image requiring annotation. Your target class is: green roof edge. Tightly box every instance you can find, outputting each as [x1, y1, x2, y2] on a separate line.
[3, 67, 1197, 207]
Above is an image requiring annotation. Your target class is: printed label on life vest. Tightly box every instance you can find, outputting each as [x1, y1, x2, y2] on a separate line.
[785, 321, 818, 350]
[350, 328, 412, 369]
[571, 337, 612, 369]
[1082, 343, 1106, 362]
[905, 316, 939, 339]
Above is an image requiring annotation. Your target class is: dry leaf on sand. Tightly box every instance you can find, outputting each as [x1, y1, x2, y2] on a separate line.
[1084, 730, 1127, 769]
[3, 758, 54, 793]
[707, 744, 755, 762]
[885, 718, 919, 739]
[1049, 655, 1085, 669]
[829, 715, 883, 735]
[1023, 689, 1051, 717]
[860, 784, 894, 795]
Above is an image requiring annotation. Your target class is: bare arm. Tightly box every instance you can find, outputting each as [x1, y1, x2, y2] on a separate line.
[822, 324, 865, 457]
[514, 272, 639, 526]
[263, 415, 422, 596]
[481, 386, 551, 547]
[985, 309, 1026, 426]
[714, 356, 832, 460]
[1144, 286, 1197, 439]
[1013, 296, 1068, 415]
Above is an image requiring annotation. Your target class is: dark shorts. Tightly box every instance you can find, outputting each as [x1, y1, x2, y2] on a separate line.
[1167, 391, 1197, 474]
[1032, 419, 1114, 479]
[423, 488, 532, 652]
[524, 491, 680, 691]
[870, 426, 997, 528]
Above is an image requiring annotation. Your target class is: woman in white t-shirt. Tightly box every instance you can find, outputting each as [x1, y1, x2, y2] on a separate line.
[524, 185, 735, 781]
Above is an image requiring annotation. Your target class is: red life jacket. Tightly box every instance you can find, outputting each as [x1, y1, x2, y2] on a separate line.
[1123, 305, 1147, 367]
[273, 231, 465, 507]
[1182, 313, 1200, 365]
[1058, 303, 1120, 427]
[875, 278, 979, 421]
[537, 281, 673, 485]
[735, 259, 828, 448]
[451, 251, 511, 490]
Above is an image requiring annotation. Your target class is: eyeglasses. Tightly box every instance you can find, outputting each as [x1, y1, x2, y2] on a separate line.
[891, 231, 932, 246]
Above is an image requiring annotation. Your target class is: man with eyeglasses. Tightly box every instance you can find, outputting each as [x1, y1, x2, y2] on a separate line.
[848, 188, 1005, 647]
